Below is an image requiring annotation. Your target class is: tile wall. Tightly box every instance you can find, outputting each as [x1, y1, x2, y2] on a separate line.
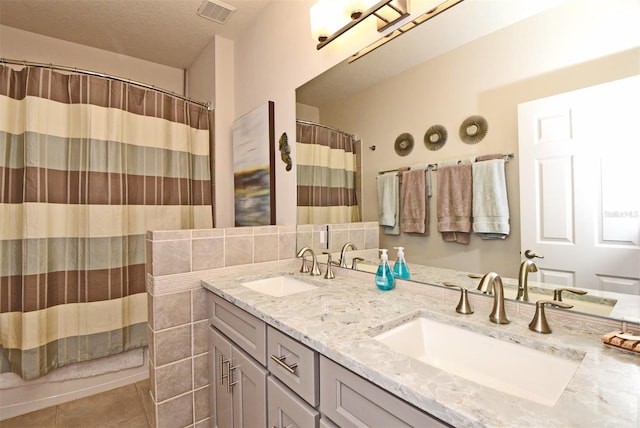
[145, 222, 378, 427]
[146, 225, 297, 428]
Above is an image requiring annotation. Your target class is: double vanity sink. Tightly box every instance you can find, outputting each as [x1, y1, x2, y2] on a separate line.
[202, 260, 639, 427]
[241, 275, 582, 406]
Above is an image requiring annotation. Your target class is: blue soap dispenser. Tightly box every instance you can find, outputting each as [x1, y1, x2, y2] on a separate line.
[375, 249, 395, 291]
[392, 246, 411, 279]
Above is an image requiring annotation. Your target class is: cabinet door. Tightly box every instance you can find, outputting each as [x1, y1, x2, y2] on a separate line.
[268, 377, 319, 428]
[209, 328, 233, 428]
[231, 344, 268, 428]
[320, 356, 449, 428]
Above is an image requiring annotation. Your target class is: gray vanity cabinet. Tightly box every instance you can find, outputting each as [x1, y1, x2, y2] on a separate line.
[209, 327, 268, 428]
[207, 291, 447, 428]
[268, 377, 320, 428]
[320, 356, 449, 428]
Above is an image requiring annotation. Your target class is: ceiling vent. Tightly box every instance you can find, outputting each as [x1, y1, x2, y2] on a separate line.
[197, 0, 236, 24]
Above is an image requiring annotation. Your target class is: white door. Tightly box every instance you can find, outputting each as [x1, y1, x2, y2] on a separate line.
[518, 75, 640, 295]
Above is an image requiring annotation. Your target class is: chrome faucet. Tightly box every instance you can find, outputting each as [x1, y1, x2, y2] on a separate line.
[516, 260, 538, 301]
[296, 246, 321, 276]
[477, 272, 510, 324]
[338, 242, 357, 268]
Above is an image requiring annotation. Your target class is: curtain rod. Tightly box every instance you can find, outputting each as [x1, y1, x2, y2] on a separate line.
[378, 153, 515, 175]
[296, 119, 356, 141]
[0, 57, 212, 110]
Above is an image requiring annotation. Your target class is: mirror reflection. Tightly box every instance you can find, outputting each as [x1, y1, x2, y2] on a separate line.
[295, 0, 640, 321]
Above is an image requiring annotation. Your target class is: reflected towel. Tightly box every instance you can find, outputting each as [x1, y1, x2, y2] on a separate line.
[401, 169, 429, 234]
[472, 159, 510, 239]
[437, 164, 472, 244]
[376, 172, 400, 235]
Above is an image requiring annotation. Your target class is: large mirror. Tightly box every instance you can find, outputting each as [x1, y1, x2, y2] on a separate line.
[295, 0, 640, 321]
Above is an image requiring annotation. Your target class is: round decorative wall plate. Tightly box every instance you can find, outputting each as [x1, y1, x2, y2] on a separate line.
[394, 132, 414, 156]
[459, 115, 488, 144]
[424, 125, 447, 151]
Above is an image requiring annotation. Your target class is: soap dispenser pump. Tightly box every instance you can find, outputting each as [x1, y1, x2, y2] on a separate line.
[392, 246, 411, 279]
[375, 249, 395, 291]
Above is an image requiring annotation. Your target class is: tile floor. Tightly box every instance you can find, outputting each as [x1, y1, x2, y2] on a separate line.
[0, 379, 153, 427]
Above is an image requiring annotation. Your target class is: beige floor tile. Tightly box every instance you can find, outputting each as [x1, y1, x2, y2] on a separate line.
[134, 379, 154, 427]
[56, 384, 146, 427]
[0, 406, 57, 428]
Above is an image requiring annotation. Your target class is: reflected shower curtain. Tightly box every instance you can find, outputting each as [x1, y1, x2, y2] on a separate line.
[0, 65, 212, 380]
[296, 121, 359, 224]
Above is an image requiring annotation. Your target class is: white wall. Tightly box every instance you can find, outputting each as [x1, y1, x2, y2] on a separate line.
[0, 25, 184, 93]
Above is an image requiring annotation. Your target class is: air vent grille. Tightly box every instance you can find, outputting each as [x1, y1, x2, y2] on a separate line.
[197, 0, 236, 24]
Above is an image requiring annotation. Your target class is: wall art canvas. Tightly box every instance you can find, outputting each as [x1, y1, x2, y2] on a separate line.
[232, 101, 276, 226]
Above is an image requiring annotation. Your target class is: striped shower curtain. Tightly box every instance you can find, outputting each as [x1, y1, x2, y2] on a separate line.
[296, 121, 360, 224]
[0, 65, 212, 380]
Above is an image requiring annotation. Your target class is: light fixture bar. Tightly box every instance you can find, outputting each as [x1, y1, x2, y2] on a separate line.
[316, 0, 409, 50]
[348, 0, 465, 63]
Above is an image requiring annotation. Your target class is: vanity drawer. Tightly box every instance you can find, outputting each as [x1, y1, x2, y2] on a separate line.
[267, 326, 319, 406]
[268, 377, 319, 428]
[319, 356, 449, 428]
[209, 293, 266, 365]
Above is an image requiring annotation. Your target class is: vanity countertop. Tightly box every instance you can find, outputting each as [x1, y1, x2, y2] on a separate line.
[201, 259, 639, 427]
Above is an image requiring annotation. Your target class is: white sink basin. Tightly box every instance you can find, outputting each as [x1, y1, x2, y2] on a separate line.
[374, 317, 583, 406]
[241, 276, 317, 297]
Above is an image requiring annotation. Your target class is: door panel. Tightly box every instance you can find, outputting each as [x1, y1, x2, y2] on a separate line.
[518, 76, 640, 294]
[209, 328, 233, 428]
[232, 344, 268, 428]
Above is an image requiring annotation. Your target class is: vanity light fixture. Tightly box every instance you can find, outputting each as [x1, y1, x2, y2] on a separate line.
[310, 0, 409, 50]
[348, 0, 464, 63]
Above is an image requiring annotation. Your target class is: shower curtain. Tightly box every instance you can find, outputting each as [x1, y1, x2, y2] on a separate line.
[296, 121, 360, 224]
[0, 65, 213, 380]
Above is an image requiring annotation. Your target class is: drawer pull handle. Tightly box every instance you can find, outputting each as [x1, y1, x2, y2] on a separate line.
[224, 360, 240, 393]
[270, 354, 298, 374]
[218, 355, 229, 386]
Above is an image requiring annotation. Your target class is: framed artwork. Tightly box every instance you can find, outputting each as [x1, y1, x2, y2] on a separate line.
[232, 101, 276, 226]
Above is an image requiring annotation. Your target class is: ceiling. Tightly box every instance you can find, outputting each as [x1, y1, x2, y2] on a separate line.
[0, 0, 272, 69]
[0, 0, 568, 101]
[297, 0, 568, 107]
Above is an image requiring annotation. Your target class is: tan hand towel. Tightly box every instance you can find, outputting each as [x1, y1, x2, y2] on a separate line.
[401, 169, 429, 234]
[437, 164, 472, 244]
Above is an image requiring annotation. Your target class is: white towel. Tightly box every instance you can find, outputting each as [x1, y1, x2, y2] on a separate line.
[376, 173, 400, 235]
[472, 159, 510, 239]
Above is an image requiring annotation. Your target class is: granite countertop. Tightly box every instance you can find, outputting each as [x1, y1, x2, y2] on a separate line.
[201, 259, 640, 427]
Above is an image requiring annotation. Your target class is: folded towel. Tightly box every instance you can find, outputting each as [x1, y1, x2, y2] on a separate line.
[437, 164, 472, 244]
[601, 331, 640, 354]
[401, 169, 429, 234]
[376, 172, 400, 235]
[411, 165, 433, 197]
[476, 153, 504, 162]
[437, 159, 459, 168]
[472, 159, 510, 239]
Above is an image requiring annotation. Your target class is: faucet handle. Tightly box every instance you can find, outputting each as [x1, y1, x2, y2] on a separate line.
[529, 300, 573, 334]
[443, 282, 474, 315]
[323, 252, 335, 279]
[351, 257, 365, 270]
[553, 287, 588, 302]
